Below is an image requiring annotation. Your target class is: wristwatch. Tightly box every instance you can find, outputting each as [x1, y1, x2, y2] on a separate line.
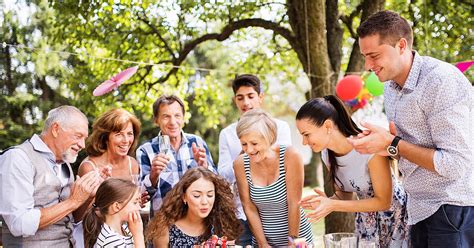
[386, 136, 402, 157]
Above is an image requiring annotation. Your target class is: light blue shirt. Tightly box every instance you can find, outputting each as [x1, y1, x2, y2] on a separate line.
[384, 52, 474, 224]
[218, 118, 292, 220]
[0, 134, 68, 237]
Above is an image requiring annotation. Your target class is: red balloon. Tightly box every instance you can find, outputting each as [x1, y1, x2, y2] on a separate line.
[336, 75, 363, 100]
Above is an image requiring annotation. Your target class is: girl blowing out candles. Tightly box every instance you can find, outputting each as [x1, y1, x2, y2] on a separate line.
[146, 167, 241, 247]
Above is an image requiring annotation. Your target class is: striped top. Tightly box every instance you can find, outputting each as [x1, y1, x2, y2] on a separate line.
[95, 223, 134, 248]
[244, 145, 313, 246]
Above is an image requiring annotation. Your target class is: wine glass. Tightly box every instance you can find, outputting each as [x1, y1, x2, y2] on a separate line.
[159, 135, 171, 155]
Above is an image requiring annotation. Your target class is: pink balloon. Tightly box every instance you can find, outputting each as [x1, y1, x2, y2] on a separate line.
[455, 61, 474, 73]
[336, 75, 363, 101]
[93, 66, 138, 96]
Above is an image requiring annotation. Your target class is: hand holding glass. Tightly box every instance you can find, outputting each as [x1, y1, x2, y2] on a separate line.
[159, 135, 171, 155]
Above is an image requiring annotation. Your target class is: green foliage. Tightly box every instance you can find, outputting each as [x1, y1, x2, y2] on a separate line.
[1, 0, 472, 157]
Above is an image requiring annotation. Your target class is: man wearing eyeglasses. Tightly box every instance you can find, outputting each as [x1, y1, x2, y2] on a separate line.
[0, 105, 102, 247]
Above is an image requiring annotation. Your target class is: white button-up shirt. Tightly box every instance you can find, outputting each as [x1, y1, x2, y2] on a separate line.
[384, 52, 474, 225]
[0, 134, 68, 237]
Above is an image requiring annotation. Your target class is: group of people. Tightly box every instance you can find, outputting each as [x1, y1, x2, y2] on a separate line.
[0, 10, 473, 248]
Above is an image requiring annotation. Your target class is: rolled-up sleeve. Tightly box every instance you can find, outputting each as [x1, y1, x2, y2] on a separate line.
[425, 73, 473, 179]
[217, 129, 235, 183]
[0, 149, 41, 237]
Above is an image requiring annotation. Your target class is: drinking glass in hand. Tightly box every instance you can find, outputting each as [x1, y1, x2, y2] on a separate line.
[159, 135, 171, 155]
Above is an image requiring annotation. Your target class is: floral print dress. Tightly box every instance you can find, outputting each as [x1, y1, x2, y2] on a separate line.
[168, 224, 204, 247]
[322, 149, 409, 248]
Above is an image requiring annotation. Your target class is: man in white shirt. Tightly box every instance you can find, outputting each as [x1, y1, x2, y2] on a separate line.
[0, 105, 102, 247]
[218, 74, 292, 246]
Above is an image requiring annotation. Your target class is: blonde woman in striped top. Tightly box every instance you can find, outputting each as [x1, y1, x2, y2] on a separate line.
[234, 109, 313, 247]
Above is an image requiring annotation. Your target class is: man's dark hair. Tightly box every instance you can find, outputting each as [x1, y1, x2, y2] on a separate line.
[152, 95, 185, 120]
[357, 10, 413, 48]
[231, 74, 263, 95]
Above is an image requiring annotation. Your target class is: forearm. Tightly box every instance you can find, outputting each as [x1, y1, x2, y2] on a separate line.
[243, 204, 268, 246]
[330, 191, 354, 201]
[39, 198, 81, 229]
[331, 196, 391, 213]
[72, 197, 94, 222]
[398, 140, 435, 172]
[133, 235, 145, 248]
[149, 173, 159, 188]
[287, 203, 300, 237]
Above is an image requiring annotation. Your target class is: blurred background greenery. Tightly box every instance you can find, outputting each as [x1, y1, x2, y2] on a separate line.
[1, 0, 472, 235]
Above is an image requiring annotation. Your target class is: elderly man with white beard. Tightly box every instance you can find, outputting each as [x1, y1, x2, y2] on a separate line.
[0, 105, 102, 248]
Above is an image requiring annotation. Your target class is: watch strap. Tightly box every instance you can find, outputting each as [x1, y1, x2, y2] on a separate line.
[391, 136, 402, 148]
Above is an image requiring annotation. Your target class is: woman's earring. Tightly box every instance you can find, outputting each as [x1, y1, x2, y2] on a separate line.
[184, 200, 187, 205]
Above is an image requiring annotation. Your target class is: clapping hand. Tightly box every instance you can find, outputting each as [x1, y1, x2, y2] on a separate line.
[299, 188, 334, 223]
[70, 171, 101, 204]
[347, 121, 397, 156]
[98, 165, 112, 181]
[192, 143, 208, 167]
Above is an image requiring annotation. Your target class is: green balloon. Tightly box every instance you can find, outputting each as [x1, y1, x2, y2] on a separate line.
[365, 72, 384, 96]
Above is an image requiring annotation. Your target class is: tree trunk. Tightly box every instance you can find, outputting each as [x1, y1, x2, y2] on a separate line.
[346, 0, 385, 73]
[287, 0, 333, 98]
[304, 151, 320, 188]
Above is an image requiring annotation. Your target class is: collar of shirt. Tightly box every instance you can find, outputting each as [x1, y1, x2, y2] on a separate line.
[31, 134, 70, 186]
[30, 134, 57, 163]
[388, 51, 422, 93]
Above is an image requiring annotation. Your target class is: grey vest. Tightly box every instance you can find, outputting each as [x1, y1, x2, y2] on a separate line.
[1, 140, 75, 248]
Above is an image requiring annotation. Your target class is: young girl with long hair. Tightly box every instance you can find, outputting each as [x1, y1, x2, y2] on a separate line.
[296, 95, 408, 247]
[83, 178, 144, 248]
[73, 109, 146, 248]
[145, 167, 241, 247]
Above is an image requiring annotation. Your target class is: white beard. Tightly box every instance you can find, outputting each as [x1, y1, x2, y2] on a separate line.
[62, 147, 78, 164]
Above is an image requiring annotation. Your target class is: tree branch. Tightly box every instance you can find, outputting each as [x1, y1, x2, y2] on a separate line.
[148, 18, 295, 87]
[137, 15, 176, 59]
[340, 3, 363, 39]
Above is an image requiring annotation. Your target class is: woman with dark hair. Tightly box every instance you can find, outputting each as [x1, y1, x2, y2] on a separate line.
[296, 95, 408, 247]
[83, 178, 144, 248]
[146, 167, 241, 247]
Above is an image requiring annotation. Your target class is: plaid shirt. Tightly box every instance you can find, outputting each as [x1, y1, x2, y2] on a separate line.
[384, 51, 474, 224]
[136, 131, 216, 214]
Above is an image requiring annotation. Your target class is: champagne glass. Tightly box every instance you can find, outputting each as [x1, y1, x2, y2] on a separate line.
[159, 135, 171, 155]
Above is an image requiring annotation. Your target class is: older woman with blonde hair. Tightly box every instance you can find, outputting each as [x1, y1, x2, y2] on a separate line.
[233, 109, 313, 247]
[73, 108, 143, 247]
